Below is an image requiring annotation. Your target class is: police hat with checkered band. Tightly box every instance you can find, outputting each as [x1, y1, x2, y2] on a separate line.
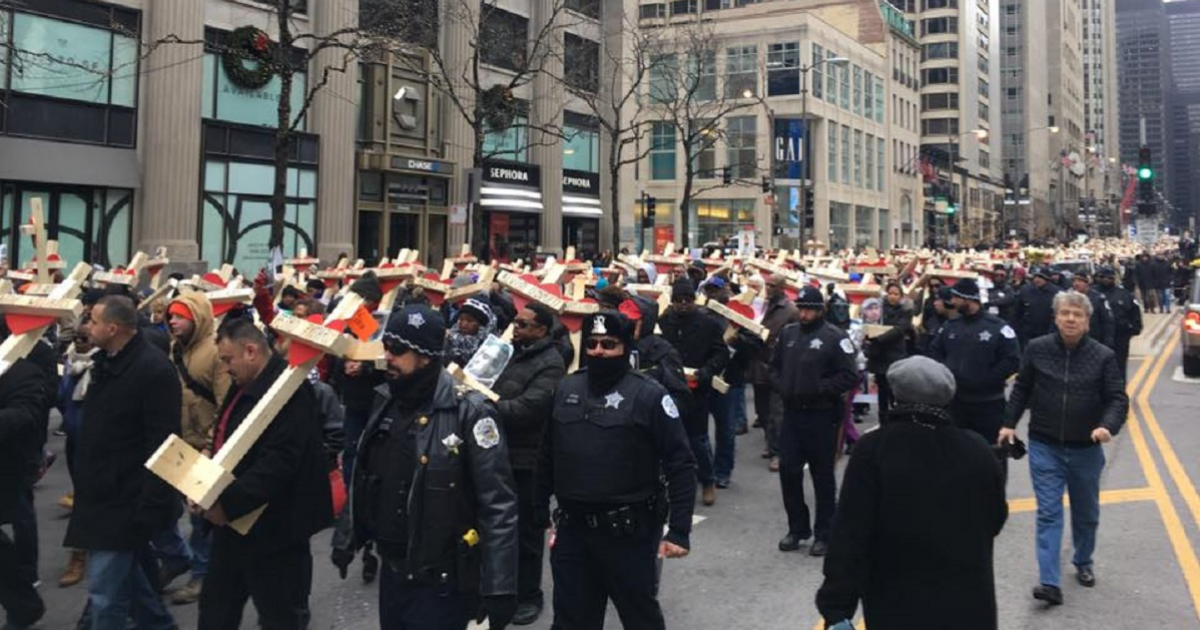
[583, 309, 633, 346]
[383, 304, 445, 357]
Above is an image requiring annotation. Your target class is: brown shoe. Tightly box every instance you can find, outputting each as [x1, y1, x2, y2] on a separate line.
[701, 484, 717, 506]
[59, 549, 86, 587]
[768, 457, 780, 473]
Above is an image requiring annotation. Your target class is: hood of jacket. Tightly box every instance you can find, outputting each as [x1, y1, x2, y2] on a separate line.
[170, 291, 216, 352]
[635, 294, 661, 337]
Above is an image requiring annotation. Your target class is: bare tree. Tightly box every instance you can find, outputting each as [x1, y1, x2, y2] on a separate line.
[381, 0, 582, 257]
[647, 24, 755, 249]
[551, 13, 664, 254]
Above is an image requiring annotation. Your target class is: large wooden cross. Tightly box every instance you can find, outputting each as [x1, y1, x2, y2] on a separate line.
[0, 262, 89, 377]
[19, 199, 55, 284]
[145, 292, 365, 535]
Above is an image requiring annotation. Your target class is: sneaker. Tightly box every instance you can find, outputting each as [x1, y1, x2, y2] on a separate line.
[809, 540, 829, 557]
[169, 578, 203, 605]
[1076, 567, 1096, 588]
[1032, 584, 1064, 605]
[511, 602, 542, 626]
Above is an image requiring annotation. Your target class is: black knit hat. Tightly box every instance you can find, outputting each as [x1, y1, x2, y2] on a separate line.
[951, 278, 981, 302]
[1095, 265, 1116, 278]
[349, 272, 384, 305]
[459, 298, 493, 326]
[383, 304, 445, 357]
[795, 286, 825, 310]
[1032, 266, 1051, 280]
[671, 277, 696, 300]
[583, 309, 633, 346]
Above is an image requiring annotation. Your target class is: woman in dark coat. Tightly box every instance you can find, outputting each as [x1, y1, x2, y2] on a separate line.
[817, 356, 1007, 630]
[864, 283, 914, 421]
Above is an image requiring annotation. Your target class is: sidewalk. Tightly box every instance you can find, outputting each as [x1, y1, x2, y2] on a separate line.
[1131, 310, 1179, 357]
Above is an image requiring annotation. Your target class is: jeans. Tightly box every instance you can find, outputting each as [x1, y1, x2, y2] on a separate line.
[152, 522, 192, 578]
[86, 549, 176, 630]
[1029, 439, 1105, 587]
[710, 385, 743, 483]
[1161, 288, 1173, 312]
[689, 433, 716, 487]
[730, 384, 748, 432]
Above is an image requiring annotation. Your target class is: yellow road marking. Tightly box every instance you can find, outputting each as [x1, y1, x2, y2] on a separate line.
[1138, 333, 1200, 533]
[1127, 341, 1200, 617]
[1007, 487, 1157, 514]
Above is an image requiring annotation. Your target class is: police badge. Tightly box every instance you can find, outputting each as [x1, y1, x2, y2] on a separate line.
[473, 417, 501, 449]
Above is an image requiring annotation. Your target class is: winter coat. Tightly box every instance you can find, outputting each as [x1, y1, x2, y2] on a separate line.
[769, 321, 859, 409]
[1015, 281, 1061, 343]
[660, 307, 730, 433]
[633, 296, 694, 411]
[169, 292, 232, 451]
[65, 332, 182, 551]
[752, 295, 800, 384]
[492, 336, 567, 470]
[928, 311, 1021, 403]
[335, 372, 519, 597]
[330, 357, 387, 414]
[211, 354, 333, 553]
[0, 360, 46, 524]
[865, 300, 914, 375]
[817, 405, 1007, 630]
[1151, 258, 1172, 290]
[1004, 334, 1129, 447]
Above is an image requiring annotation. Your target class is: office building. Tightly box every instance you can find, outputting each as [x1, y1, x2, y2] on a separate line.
[1116, 0, 1169, 206]
[1165, 0, 1200, 223]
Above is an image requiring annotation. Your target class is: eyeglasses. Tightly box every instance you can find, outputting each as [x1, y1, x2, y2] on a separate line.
[585, 338, 622, 351]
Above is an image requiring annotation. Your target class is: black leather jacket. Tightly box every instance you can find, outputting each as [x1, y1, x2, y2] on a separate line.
[334, 372, 518, 596]
[1004, 334, 1129, 447]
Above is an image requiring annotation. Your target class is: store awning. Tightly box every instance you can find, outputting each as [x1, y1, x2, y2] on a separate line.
[480, 185, 543, 213]
[562, 194, 602, 217]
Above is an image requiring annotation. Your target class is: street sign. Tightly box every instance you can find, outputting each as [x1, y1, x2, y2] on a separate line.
[1135, 217, 1158, 246]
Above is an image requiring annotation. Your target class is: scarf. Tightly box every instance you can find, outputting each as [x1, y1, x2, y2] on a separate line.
[68, 348, 98, 401]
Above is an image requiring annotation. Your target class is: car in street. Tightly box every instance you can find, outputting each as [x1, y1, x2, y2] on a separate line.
[1182, 268, 1200, 377]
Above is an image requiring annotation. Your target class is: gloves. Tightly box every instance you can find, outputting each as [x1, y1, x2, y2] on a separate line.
[477, 595, 517, 630]
[331, 547, 355, 580]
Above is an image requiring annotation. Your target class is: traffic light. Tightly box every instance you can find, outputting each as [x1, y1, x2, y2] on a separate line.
[761, 176, 772, 193]
[1137, 146, 1154, 181]
[642, 195, 656, 228]
[1137, 145, 1155, 203]
[722, 167, 732, 186]
[803, 188, 815, 230]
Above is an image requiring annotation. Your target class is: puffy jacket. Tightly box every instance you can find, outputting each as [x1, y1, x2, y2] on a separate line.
[492, 336, 566, 470]
[1004, 334, 1129, 447]
[169, 292, 232, 450]
[335, 372, 519, 597]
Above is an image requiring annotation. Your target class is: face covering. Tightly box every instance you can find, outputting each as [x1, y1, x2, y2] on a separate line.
[586, 353, 631, 393]
[388, 358, 442, 407]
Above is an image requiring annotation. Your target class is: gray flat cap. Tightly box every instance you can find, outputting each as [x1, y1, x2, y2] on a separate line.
[886, 356, 957, 407]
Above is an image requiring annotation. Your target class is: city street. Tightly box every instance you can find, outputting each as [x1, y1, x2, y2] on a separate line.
[25, 314, 1200, 629]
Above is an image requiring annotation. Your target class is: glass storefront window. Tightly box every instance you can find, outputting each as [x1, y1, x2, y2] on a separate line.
[201, 52, 307, 129]
[2, 186, 131, 267]
[201, 159, 316, 271]
[483, 115, 529, 162]
[8, 13, 138, 107]
[855, 204, 875, 249]
[689, 199, 755, 246]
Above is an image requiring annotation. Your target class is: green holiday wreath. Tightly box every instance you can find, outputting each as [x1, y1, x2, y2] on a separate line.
[222, 26, 274, 90]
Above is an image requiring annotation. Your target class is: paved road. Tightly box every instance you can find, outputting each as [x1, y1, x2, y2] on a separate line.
[26, 313, 1200, 629]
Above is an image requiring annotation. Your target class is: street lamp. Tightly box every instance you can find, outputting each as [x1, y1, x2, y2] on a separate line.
[744, 55, 848, 251]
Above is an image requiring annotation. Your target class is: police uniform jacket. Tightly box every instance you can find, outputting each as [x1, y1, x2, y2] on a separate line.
[1080, 288, 1115, 348]
[986, 280, 1018, 324]
[928, 310, 1021, 403]
[536, 370, 697, 548]
[334, 371, 519, 597]
[768, 321, 859, 409]
[1099, 284, 1143, 338]
[1014, 282, 1061, 342]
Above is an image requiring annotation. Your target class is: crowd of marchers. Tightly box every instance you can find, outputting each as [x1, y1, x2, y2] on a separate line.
[0, 234, 1194, 630]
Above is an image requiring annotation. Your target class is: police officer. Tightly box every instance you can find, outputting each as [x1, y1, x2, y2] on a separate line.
[1071, 271, 1116, 349]
[332, 304, 519, 630]
[929, 279, 1021, 449]
[987, 264, 1018, 325]
[1014, 267, 1061, 348]
[769, 287, 859, 557]
[536, 310, 696, 630]
[1095, 265, 1142, 374]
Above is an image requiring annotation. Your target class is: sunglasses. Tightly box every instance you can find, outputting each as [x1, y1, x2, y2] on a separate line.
[585, 338, 622, 350]
[382, 338, 411, 356]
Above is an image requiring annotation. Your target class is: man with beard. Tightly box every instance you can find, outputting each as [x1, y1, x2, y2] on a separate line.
[536, 310, 696, 630]
[490, 302, 565, 626]
[333, 304, 518, 630]
[1094, 266, 1141, 375]
[769, 287, 859, 557]
[659, 278, 729, 506]
[1015, 268, 1061, 348]
[195, 318, 332, 629]
[986, 265, 1018, 326]
[752, 274, 799, 472]
[1070, 272, 1115, 349]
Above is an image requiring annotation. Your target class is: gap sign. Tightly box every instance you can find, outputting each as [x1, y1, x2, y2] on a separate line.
[773, 118, 806, 180]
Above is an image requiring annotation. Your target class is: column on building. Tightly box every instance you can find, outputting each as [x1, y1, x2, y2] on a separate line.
[531, 0, 565, 254]
[139, 0, 205, 261]
[442, 13, 475, 250]
[310, 0, 358, 263]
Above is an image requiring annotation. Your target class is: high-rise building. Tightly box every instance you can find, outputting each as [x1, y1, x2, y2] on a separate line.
[1083, 0, 1123, 236]
[912, 0, 1005, 246]
[1164, 0, 1200, 222]
[1116, 0, 1169, 204]
[1000, 0, 1054, 239]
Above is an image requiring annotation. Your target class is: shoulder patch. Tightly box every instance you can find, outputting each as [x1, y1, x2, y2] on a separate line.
[1000, 325, 1016, 339]
[661, 394, 680, 419]
[473, 417, 500, 449]
[840, 338, 855, 354]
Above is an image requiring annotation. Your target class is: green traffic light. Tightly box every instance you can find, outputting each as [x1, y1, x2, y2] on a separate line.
[946, 205, 957, 215]
[1139, 167, 1153, 180]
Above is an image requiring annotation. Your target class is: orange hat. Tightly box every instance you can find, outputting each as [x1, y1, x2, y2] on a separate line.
[168, 301, 194, 321]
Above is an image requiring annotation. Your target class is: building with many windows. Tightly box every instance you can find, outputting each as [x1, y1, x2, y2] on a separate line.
[1116, 0, 1168, 208]
[1082, 0, 1123, 236]
[1164, 0, 1200, 224]
[632, 0, 906, 252]
[0, 0, 357, 272]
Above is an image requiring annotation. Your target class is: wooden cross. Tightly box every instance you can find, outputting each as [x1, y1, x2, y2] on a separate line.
[144, 247, 170, 290]
[693, 295, 770, 342]
[145, 292, 365, 535]
[19, 199, 51, 284]
[0, 262, 89, 377]
[94, 251, 150, 288]
[560, 276, 599, 373]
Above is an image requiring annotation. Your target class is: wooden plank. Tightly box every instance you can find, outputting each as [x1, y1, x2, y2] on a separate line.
[694, 295, 769, 341]
[137, 280, 178, 311]
[497, 271, 566, 312]
[446, 363, 500, 401]
[0, 294, 82, 320]
[20, 199, 50, 284]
